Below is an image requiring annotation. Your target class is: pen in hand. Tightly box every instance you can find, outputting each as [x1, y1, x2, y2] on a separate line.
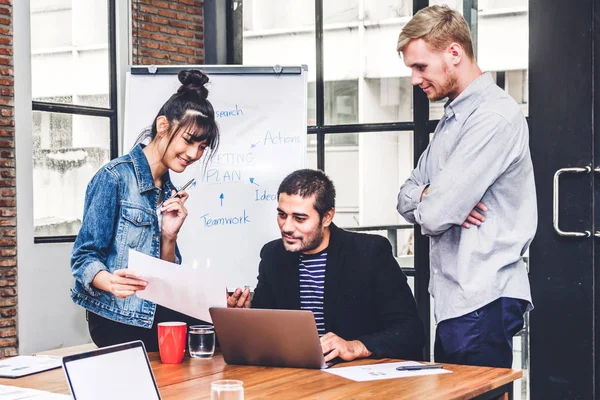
[158, 178, 195, 210]
[173, 178, 196, 199]
[396, 363, 443, 371]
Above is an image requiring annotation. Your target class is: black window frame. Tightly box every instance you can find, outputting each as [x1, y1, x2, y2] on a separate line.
[33, 0, 118, 244]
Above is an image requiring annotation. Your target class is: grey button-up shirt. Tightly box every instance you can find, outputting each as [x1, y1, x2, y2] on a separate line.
[397, 72, 536, 323]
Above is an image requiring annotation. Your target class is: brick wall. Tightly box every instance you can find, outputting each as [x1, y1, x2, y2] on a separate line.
[0, 0, 16, 358]
[132, 0, 204, 65]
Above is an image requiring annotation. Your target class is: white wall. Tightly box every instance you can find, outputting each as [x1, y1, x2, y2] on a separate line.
[15, 0, 130, 354]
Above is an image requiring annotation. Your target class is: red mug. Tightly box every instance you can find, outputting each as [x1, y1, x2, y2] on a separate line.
[157, 322, 187, 364]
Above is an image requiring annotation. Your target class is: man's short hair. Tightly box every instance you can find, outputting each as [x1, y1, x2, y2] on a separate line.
[397, 5, 474, 59]
[277, 169, 336, 220]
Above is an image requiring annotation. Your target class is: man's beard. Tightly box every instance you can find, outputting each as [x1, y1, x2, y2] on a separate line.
[428, 63, 458, 101]
[282, 223, 325, 253]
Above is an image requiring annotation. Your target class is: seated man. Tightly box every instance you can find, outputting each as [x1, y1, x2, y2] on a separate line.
[229, 169, 425, 362]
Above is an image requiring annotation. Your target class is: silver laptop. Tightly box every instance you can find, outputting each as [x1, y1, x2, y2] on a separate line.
[209, 308, 330, 369]
[62, 341, 161, 400]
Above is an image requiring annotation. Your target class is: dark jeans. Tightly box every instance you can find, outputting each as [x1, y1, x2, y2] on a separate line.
[88, 305, 209, 352]
[434, 297, 529, 368]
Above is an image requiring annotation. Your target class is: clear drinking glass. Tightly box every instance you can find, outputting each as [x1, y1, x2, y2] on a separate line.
[211, 380, 244, 400]
[188, 325, 215, 358]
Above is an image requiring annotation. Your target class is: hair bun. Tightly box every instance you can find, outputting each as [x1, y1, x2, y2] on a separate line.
[177, 69, 209, 99]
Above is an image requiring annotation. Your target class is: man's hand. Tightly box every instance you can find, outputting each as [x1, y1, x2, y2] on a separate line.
[226, 287, 251, 308]
[320, 332, 372, 362]
[462, 202, 488, 228]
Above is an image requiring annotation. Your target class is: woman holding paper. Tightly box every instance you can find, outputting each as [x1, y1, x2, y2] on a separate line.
[70, 70, 219, 351]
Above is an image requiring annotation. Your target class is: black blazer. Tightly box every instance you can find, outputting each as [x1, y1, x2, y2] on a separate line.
[251, 224, 425, 360]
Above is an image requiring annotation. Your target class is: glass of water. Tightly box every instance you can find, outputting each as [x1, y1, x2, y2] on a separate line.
[188, 325, 215, 358]
[211, 380, 244, 400]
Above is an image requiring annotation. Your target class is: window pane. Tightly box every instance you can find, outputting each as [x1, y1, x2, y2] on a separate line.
[365, 0, 412, 19]
[324, 0, 358, 24]
[33, 112, 110, 237]
[323, 131, 413, 229]
[31, 1, 72, 50]
[73, 0, 108, 47]
[324, 1, 414, 124]
[244, 0, 314, 31]
[30, 0, 110, 108]
[363, 77, 413, 123]
[325, 130, 415, 297]
[325, 80, 358, 124]
[478, 4, 529, 116]
[243, 0, 316, 126]
[31, 0, 71, 10]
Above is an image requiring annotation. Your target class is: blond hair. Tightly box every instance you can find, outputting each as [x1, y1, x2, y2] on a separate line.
[397, 5, 474, 59]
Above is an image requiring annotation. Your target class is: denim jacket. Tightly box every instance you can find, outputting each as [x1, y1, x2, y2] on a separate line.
[71, 144, 182, 329]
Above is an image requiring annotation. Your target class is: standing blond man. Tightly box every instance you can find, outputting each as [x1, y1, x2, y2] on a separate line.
[396, 5, 536, 368]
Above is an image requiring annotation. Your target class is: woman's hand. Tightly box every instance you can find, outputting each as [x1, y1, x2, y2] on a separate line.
[160, 190, 189, 239]
[93, 269, 147, 299]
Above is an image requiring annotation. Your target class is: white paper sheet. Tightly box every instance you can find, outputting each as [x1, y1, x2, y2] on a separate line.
[323, 361, 452, 382]
[0, 384, 71, 399]
[0, 355, 62, 378]
[128, 249, 227, 323]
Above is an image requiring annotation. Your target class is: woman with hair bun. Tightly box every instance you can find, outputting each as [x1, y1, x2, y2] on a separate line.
[70, 69, 219, 350]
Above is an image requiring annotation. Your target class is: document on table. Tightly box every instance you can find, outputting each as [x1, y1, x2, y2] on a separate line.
[0, 355, 62, 378]
[0, 384, 71, 399]
[128, 249, 226, 323]
[324, 361, 451, 382]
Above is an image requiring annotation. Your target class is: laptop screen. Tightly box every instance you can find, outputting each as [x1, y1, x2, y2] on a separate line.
[63, 341, 160, 400]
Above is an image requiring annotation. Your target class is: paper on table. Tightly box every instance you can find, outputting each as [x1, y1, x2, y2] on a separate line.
[0, 355, 62, 378]
[323, 361, 451, 382]
[0, 384, 71, 399]
[128, 249, 226, 323]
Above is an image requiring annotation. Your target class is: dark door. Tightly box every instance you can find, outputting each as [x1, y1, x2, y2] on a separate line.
[529, 0, 596, 398]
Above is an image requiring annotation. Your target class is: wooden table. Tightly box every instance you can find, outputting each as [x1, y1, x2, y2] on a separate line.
[0, 346, 521, 399]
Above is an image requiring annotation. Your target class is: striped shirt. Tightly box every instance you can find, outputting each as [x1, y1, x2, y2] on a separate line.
[299, 251, 327, 336]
